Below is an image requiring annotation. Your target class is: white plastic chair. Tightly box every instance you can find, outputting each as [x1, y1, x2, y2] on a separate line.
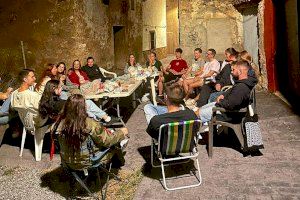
[17, 108, 49, 161]
[99, 67, 117, 78]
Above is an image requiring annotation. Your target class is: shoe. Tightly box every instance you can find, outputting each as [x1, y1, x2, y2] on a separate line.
[120, 139, 129, 150]
[199, 125, 209, 133]
[103, 116, 120, 126]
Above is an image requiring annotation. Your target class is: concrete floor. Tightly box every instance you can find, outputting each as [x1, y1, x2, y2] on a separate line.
[0, 91, 299, 199]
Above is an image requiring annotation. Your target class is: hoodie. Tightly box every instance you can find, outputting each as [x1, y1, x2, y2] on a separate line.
[215, 75, 257, 111]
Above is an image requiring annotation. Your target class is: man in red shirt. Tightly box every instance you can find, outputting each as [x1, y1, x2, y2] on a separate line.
[163, 48, 188, 83]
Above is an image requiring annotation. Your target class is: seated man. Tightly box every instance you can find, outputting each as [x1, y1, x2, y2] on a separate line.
[183, 48, 220, 100]
[194, 60, 257, 123]
[196, 47, 239, 108]
[162, 48, 188, 84]
[81, 56, 107, 82]
[144, 83, 198, 140]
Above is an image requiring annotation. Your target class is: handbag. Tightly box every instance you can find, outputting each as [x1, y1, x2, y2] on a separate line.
[242, 105, 264, 151]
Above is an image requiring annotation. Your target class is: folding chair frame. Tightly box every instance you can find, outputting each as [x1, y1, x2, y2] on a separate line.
[150, 120, 202, 191]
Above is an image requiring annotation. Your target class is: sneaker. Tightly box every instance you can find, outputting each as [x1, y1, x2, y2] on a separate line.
[104, 116, 120, 126]
[199, 125, 209, 133]
[120, 139, 129, 150]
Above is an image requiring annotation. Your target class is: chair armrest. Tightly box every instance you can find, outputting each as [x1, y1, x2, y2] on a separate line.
[99, 67, 117, 78]
[212, 107, 247, 113]
[221, 85, 232, 91]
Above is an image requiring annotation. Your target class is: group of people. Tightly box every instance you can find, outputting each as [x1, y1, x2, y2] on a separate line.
[0, 57, 130, 170]
[0, 46, 259, 170]
[144, 47, 259, 140]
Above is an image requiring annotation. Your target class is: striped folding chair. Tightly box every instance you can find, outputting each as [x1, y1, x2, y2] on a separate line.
[151, 119, 202, 191]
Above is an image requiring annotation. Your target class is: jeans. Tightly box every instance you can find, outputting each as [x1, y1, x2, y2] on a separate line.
[199, 102, 216, 123]
[0, 96, 11, 114]
[208, 91, 225, 103]
[144, 103, 168, 124]
[86, 100, 107, 120]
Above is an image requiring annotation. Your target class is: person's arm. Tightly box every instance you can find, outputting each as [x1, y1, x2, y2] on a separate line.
[201, 70, 217, 79]
[0, 87, 13, 100]
[215, 85, 246, 110]
[91, 122, 127, 147]
[163, 64, 171, 74]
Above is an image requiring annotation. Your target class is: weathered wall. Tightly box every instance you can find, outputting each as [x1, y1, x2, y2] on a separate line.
[142, 0, 167, 62]
[179, 0, 243, 61]
[166, 0, 179, 54]
[0, 0, 143, 87]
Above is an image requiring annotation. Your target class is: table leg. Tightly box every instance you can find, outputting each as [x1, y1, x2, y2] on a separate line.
[132, 91, 137, 108]
[150, 78, 157, 106]
[116, 98, 126, 126]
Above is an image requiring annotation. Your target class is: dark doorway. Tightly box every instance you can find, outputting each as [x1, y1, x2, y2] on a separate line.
[273, 0, 300, 113]
[113, 26, 127, 72]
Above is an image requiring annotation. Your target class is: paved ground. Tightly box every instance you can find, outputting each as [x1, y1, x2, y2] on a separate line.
[0, 91, 299, 199]
[133, 92, 300, 200]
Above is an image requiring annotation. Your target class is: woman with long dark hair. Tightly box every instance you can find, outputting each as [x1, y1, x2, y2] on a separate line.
[124, 54, 141, 75]
[35, 63, 58, 94]
[39, 80, 117, 124]
[55, 94, 129, 170]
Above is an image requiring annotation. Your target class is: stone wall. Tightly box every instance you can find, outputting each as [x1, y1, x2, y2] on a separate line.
[0, 0, 143, 87]
[142, 0, 167, 60]
[179, 0, 243, 61]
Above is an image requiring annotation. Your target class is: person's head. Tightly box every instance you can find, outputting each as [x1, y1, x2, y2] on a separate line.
[57, 62, 66, 75]
[194, 48, 202, 60]
[164, 83, 184, 107]
[231, 60, 250, 79]
[175, 48, 183, 59]
[72, 59, 81, 70]
[128, 54, 136, 66]
[225, 48, 239, 61]
[17, 69, 36, 86]
[149, 51, 156, 62]
[86, 56, 94, 67]
[59, 94, 89, 151]
[240, 50, 252, 63]
[206, 49, 216, 60]
[39, 80, 61, 119]
[35, 63, 58, 91]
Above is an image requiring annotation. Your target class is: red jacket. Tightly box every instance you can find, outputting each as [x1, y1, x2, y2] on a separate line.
[68, 70, 90, 86]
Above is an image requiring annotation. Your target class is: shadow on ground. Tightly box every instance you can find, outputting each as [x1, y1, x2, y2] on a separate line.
[40, 165, 121, 199]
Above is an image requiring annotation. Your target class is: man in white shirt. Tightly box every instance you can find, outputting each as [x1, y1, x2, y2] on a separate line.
[183, 48, 220, 100]
[11, 69, 41, 114]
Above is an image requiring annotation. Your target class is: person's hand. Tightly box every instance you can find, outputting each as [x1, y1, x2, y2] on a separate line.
[60, 75, 66, 82]
[6, 87, 13, 94]
[216, 95, 224, 103]
[120, 127, 129, 136]
[215, 84, 221, 91]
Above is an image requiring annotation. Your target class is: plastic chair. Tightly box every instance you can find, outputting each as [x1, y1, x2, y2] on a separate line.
[208, 88, 256, 157]
[151, 119, 202, 191]
[99, 67, 117, 78]
[17, 108, 50, 161]
[59, 136, 121, 200]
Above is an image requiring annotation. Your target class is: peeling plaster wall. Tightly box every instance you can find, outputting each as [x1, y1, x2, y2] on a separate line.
[257, 0, 268, 90]
[179, 0, 243, 61]
[0, 0, 143, 86]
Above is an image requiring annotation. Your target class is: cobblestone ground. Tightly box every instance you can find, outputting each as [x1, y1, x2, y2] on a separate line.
[0, 91, 299, 200]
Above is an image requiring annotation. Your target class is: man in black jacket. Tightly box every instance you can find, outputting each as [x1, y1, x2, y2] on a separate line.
[194, 60, 257, 123]
[81, 57, 107, 82]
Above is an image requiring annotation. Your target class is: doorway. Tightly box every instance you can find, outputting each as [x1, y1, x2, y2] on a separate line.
[113, 26, 127, 72]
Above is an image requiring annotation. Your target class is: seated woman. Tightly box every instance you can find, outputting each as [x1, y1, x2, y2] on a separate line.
[240, 50, 261, 78]
[0, 77, 14, 125]
[35, 63, 58, 95]
[68, 60, 103, 96]
[124, 54, 141, 76]
[57, 62, 67, 84]
[38, 80, 117, 125]
[55, 94, 129, 170]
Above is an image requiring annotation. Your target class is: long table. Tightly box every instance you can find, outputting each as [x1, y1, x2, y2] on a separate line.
[85, 80, 143, 126]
